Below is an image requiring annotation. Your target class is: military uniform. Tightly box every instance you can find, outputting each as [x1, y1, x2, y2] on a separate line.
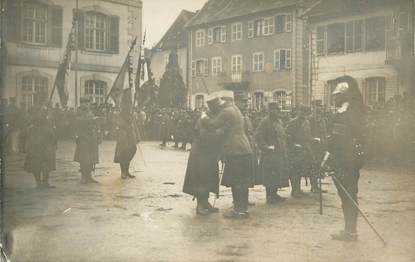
[24, 111, 57, 188]
[114, 116, 139, 179]
[286, 109, 313, 197]
[74, 109, 101, 184]
[201, 100, 253, 218]
[255, 115, 289, 203]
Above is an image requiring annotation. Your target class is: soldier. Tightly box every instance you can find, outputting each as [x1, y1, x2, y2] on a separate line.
[74, 98, 101, 184]
[321, 75, 366, 241]
[183, 96, 224, 215]
[24, 107, 57, 188]
[159, 110, 171, 147]
[286, 105, 313, 198]
[114, 113, 139, 179]
[254, 102, 289, 204]
[201, 91, 254, 219]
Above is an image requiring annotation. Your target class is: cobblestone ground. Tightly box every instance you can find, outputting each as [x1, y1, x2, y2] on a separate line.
[3, 141, 415, 262]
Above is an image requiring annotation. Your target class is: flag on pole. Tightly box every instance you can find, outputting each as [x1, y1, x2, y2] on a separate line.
[51, 17, 76, 107]
[106, 37, 137, 106]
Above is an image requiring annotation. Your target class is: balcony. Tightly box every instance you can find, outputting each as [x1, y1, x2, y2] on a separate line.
[218, 71, 251, 88]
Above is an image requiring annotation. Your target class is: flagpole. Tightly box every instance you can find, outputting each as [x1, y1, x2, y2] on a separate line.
[74, 0, 79, 110]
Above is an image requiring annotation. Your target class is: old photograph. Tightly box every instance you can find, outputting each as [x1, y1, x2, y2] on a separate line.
[0, 0, 414, 261]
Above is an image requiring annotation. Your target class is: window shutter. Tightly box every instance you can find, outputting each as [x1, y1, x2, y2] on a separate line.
[77, 11, 84, 50]
[248, 21, 254, 38]
[221, 26, 226, 42]
[204, 58, 209, 76]
[285, 14, 292, 32]
[7, 0, 21, 42]
[109, 16, 119, 53]
[274, 50, 280, 70]
[49, 6, 63, 47]
[275, 15, 284, 33]
[207, 28, 213, 44]
[286, 49, 291, 69]
[191, 61, 196, 77]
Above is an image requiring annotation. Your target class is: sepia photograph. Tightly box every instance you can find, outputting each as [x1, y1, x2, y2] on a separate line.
[0, 0, 414, 261]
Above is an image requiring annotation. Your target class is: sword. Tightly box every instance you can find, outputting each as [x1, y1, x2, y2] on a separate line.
[212, 161, 225, 208]
[330, 173, 387, 247]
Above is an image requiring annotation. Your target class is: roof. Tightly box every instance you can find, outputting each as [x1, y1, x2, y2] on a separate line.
[304, 0, 405, 22]
[186, 0, 302, 28]
[153, 10, 196, 51]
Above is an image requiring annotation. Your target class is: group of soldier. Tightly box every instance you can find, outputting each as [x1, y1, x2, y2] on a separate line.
[22, 97, 141, 187]
[183, 75, 366, 242]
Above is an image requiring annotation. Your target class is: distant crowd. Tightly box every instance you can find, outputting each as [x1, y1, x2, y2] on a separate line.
[1, 93, 413, 166]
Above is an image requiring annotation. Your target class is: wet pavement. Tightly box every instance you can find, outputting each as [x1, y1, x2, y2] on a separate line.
[3, 141, 415, 262]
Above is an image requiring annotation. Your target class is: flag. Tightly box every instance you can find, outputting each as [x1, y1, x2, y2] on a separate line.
[106, 37, 137, 105]
[120, 87, 133, 118]
[52, 17, 76, 107]
[108, 57, 129, 105]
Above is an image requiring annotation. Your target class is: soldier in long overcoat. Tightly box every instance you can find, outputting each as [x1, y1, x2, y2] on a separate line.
[183, 97, 224, 215]
[254, 102, 289, 204]
[24, 108, 57, 188]
[74, 102, 101, 184]
[286, 105, 314, 197]
[114, 114, 139, 179]
[201, 92, 254, 219]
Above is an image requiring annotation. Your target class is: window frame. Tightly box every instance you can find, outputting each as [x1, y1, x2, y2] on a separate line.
[252, 52, 265, 72]
[84, 80, 108, 105]
[262, 17, 275, 36]
[231, 54, 243, 73]
[211, 56, 223, 76]
[21, 2, 48, 45]
[84, 11, 108, 51]
[274, 48, 292, 71]
[273, 90, 287, 109]
[365, 77, 386, 106]
[195, 29, 206, 48]
[20, 75, 49, 109]
[231, 22, 243, 41]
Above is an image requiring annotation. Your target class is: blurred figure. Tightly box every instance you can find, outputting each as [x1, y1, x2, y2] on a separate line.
[24, 107, 57, 188]
[255, 102, 289, 204]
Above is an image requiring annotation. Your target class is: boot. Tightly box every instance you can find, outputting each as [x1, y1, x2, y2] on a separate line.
[196, 199, 210, 216]
[266, 187, 278, 204]
[206, 201, 219, 213]
[33, 172, 42, 188]
[331, 230, 358, 241]
[223, 209, 249, 219]
[42, 172, 55, 188]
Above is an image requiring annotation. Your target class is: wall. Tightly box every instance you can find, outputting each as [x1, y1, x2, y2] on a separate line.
[5, 0, 142, 108]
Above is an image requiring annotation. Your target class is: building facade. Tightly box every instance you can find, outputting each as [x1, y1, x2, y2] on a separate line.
[306, 0, 414, 109]
[149, 10, 195, 92]
[186, 0, 309, 111]
[3, 0, 142, 110]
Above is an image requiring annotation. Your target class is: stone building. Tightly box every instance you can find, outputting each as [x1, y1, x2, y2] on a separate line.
[185, 0, 310, 110]
[305, 0, 413, 109]
[3, 0, 142, 110]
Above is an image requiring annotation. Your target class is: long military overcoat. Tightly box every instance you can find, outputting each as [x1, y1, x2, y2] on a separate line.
[254, 117, 289, 188]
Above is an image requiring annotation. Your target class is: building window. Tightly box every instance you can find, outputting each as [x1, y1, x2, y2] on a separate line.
[252, 52, 264, 72]
[231, 55, 243, 73]
[252, 92, 264, 111]
[85, 12, 107, 51]
[231, 23, 243, 41]
[262, 17, 274, 36]
[365, 77, 386, 106]
[84, 80, 107, 105]
[366, 16, 386, 51]
[208, 26, 226, 44]
[195, 95, 204, 109]
[274, 49, 291, 70]
[192, 59, 209, 77]
[275, 14, 292, 33]
[345, 20, 364, 52]
[195, 29, 205, 47]
[21, 76, 48, 110]
[273, 91, 287, 109]
[22, 3, 48, 44]
[248, 21, 254, 38]
[327, 23, 345, 54]
[211, 57, 222, 76]
[316, 26, 326, 56]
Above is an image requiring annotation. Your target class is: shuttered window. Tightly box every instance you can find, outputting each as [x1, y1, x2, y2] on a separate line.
[7, 0, 63, 47]
[77, 11, 119, 53]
